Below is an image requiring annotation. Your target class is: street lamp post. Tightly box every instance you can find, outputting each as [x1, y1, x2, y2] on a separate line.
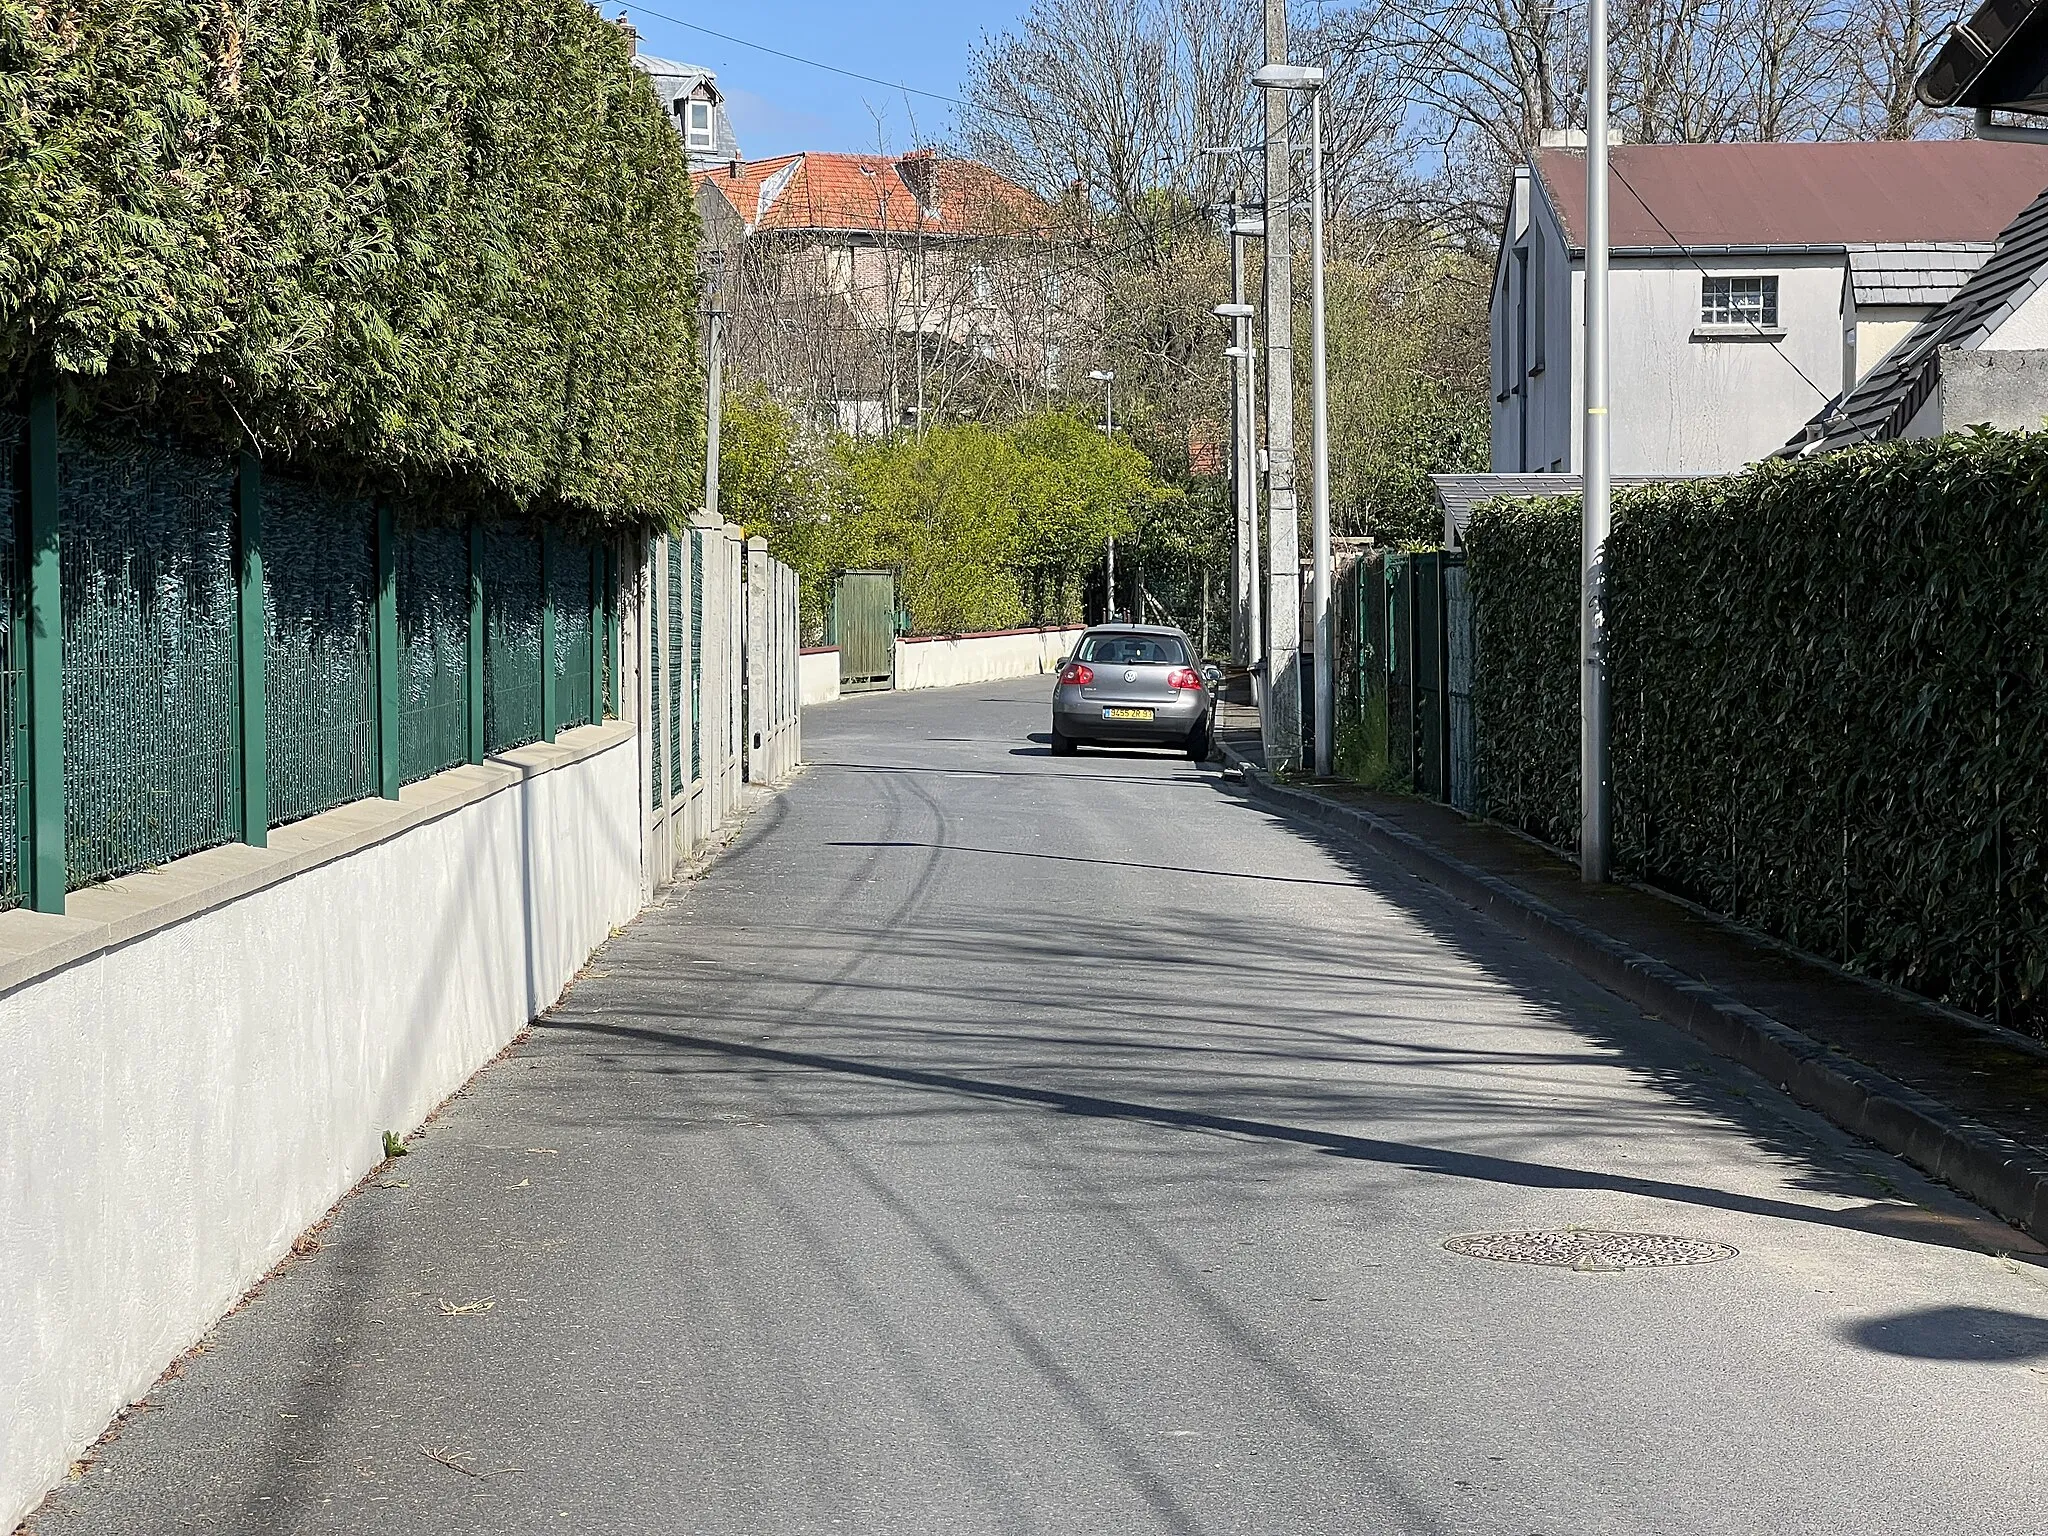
[1252, 62, 1331, 777]
[1232, 214, 1266, 675]
[1214, 299, 1258, 671]
[1090, 369, 1117, 620]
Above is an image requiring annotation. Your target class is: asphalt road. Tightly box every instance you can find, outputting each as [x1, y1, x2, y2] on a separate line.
[28, 677, 2048, 1536]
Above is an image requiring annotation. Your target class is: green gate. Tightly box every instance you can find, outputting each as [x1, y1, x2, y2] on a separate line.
[831, 570, 896, 693]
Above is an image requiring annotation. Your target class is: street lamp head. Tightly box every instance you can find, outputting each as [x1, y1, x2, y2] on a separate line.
[1251, 63, 1326, 90]
[1088, 370, 1115, 381]
[1223, 346, 1250, 358]
[1231, 219, 1266, 239]
[1213, 302, 1254, 319]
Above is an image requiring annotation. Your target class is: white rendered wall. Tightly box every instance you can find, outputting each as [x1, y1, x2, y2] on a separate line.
[800, 649, 842, 706]
[0, 734, 642, 1532]
[894, 626, 1084, 690]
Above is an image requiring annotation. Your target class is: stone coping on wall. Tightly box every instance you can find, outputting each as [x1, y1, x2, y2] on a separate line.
[800, 645, 841, 656]
[897, 624, 1086, 645]
[0, 721, 637, 1002]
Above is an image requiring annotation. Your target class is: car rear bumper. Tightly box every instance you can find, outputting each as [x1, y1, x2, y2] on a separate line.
[1053, 689, 1207, 743]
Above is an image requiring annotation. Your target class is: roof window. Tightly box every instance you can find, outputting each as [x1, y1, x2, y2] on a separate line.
[684, 96, 714, 150]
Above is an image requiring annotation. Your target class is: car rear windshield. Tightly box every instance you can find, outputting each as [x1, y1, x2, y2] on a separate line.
[1075, 632, 1189, 666]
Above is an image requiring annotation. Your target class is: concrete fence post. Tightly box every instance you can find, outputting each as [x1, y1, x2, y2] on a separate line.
[745, 536, 768, 783]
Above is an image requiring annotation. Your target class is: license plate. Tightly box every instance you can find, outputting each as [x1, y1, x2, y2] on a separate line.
[1103, 707, 1154, 721]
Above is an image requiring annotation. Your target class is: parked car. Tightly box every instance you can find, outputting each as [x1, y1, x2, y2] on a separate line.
[1048, 625, 1219, 759]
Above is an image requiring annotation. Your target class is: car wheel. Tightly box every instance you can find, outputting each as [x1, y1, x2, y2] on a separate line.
[1050, 726, 1078, 756]
[1185, 717, 1211, 761]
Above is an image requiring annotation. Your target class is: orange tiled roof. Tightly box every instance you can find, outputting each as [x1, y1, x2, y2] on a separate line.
[695, 150, 1048, 236]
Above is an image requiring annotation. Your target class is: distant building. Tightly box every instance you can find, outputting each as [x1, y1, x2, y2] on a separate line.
[694, 151, 1079, 434]
[635, 54, 742, 172]
[1490, 139, 2048, 475]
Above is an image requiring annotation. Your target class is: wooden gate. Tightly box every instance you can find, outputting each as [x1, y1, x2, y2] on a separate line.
[832, 570, 896, 693]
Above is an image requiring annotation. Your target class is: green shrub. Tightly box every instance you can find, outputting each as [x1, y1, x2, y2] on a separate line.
[1, 0, 699, 529]
[1465, 434, 2048, 1030]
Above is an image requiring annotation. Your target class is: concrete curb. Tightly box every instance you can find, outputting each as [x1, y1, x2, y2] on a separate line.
[1220, 743, 2048, 1240]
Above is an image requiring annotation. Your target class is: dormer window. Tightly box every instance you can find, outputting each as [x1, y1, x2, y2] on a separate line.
[684, 96, 714, 151]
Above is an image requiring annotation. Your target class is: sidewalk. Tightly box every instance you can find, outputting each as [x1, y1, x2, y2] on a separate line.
[1215, 722, 2048, 1244]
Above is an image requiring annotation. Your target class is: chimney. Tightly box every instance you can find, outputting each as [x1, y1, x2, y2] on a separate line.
[614, 10, 637, 52]
[728, 158, 741, 178]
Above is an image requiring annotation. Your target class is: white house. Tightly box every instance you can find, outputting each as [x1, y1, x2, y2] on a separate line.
[1491, 138, 2048, 475]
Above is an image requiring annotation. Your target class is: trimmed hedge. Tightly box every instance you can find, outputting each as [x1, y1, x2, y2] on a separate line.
[1465, 435, 2048, 1031]
[2, 0, 699, 528]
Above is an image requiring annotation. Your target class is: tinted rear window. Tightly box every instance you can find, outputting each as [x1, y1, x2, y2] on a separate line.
[1076, 632, 1188, 666]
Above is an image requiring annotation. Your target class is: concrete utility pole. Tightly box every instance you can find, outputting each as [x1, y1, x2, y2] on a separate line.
[705, 308, 725, 517]
[1581, 4, 1612, 882]
[1214, 291, 1257, 669]
[1257, 1, 1302, 772]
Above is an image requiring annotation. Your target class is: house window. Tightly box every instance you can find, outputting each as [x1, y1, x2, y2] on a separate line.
[1702, 275, 1778, 329]
[685, 97, 714, 150]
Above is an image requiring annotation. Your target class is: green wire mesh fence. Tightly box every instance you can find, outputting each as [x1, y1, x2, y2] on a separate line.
[397, 524, 471, 785]
[62, 438, 240, 889]
[483, 531, 544, 754]
[0, 415, 21, 909]
[668, 538, 684, 796]
[553, 545, 594, 733]
[690, 529, 704, 783]
[266, 476, 376, 825]
[11, 412, 615, 906]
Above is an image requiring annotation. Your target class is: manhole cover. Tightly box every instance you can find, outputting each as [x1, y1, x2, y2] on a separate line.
[1444, 1229, 1737, 1272]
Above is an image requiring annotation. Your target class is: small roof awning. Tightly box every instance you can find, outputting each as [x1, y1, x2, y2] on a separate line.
[1919, 0, 2048, 113]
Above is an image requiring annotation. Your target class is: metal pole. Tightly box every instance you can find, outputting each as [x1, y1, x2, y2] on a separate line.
[705, 309, 725, 518]
[1260, 14, 1302, 773]
[1581, 0, 1612, 882]
[1229, 216, 1249, 667]
[1308, 88, 1333, 778]
[1104, 373, 1116, 620]
[1246, 332, 1262, 669]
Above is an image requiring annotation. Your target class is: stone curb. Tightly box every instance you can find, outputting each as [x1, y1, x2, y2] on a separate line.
[1219, 742, 2048, 1240]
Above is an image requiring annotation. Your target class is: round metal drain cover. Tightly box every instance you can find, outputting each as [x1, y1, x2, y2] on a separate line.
[1444, 1229, 1737, 1272]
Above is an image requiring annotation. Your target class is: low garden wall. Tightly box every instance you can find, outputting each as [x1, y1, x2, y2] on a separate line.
[894, 626, 1085, 691]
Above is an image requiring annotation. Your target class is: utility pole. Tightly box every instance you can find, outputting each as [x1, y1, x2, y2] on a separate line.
[1227, 217, 1248, 665]
[1258, 0, 1302, 773]
[705, 308, 725, 517]
[1581, 0, 1612, 881]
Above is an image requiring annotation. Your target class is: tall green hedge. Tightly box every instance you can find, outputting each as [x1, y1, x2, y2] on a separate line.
[1465, 435, 2048, 1031]
[1, 0, 699, 528]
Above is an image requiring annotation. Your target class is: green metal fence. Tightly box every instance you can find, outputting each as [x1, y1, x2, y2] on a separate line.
[690, 530, 704, 782]
[61, 438, 241, 888]
[483, 531, 544, 753]
[0, 414, 22, 909]
[266, 476, 376, 825]
[3, 394, 618, 915]
[396, 524, 471, 785]
[1332, 548, 1473, 812]
[668, 537, 685, 795]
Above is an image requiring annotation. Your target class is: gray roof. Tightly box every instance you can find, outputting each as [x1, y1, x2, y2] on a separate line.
[634, 54, 742, 167]
[1847, 243, 1994, 307]
[1789, 187, 2048, 454]
[1431, 474, 1693, 542]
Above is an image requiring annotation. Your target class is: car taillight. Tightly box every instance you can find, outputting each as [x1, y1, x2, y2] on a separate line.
[1167, 667, 1201, 690]
[1060, 662, 1094, 685]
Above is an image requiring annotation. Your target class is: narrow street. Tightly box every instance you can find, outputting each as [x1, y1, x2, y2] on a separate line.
[31, 677, 2048, 1536]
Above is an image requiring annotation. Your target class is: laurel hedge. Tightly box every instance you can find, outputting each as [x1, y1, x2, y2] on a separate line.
[0, 0, 699, 528]
[1465, 434, 2048, 1032]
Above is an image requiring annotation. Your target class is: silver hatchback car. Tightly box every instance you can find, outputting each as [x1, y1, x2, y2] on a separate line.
[1049, 624, 1217, 758]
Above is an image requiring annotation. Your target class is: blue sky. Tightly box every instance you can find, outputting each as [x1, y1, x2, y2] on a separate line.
[621, 0, 1027, 158]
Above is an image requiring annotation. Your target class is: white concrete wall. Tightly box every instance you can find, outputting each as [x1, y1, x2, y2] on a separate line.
[894, 626, 1084, 691]
[800, 649, 841, 706]
[1, 732, 642, 1533]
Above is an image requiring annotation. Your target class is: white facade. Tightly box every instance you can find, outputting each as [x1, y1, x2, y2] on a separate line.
[1492, 166, 1969, 475]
